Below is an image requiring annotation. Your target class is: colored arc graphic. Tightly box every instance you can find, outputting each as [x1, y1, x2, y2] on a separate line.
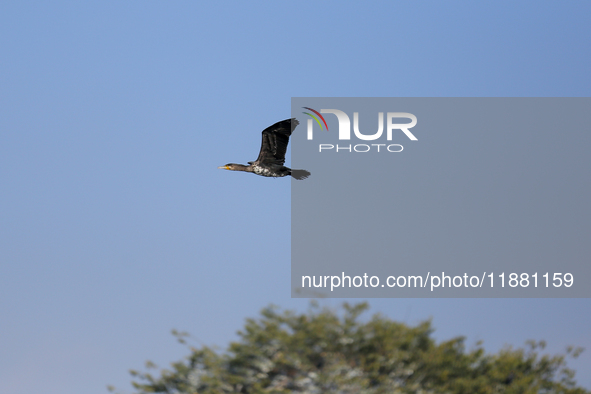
[302, 107, 329, 131]
[302, 112, 323, 130]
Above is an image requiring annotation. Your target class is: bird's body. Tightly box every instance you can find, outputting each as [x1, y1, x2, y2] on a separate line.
[218, 118, 310, 180]
[252, 164, 290, 178]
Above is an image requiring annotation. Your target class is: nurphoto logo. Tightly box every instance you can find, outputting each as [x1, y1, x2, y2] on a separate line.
[302, 107, 418, 153]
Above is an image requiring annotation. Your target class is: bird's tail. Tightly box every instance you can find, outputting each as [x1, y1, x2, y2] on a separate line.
[290, 169, 311, 180]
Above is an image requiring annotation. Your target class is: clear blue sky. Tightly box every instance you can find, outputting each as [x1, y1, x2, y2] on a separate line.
[1, 2, 590, 393]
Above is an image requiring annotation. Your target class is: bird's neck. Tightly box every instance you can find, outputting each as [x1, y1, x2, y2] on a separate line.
[231, 164, 253, 172]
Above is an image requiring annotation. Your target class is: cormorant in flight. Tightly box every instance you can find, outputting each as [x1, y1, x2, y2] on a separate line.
[218, 118, 310, 180]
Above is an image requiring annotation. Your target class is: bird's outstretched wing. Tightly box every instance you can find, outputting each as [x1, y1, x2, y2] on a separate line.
[254, 118, 299, 166]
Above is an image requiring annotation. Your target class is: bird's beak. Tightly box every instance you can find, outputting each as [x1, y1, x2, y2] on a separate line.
[218, 165, 229, 170]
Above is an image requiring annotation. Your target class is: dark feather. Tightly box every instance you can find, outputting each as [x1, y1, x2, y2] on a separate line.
[290, 169, 311, 180]
[254, 119, 298, 166]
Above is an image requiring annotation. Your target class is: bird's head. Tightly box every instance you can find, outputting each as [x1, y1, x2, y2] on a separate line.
[218, 163, 240, 171]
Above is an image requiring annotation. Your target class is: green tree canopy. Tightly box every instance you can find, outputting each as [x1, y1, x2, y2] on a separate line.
[121, 302, 588, 394]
